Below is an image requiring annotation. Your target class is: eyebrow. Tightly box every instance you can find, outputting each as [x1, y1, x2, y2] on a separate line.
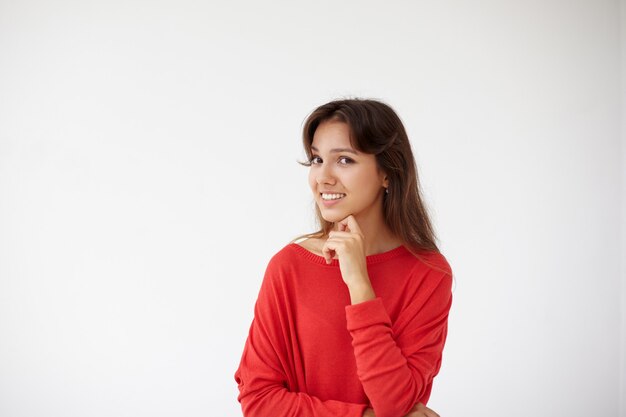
[310, 146, 358, 155]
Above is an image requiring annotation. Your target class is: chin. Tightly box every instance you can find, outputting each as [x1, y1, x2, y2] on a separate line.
[319, 210, 345, 223]
[320, 213, 341, 223]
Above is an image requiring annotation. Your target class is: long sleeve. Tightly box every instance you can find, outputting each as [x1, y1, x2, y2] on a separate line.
[345, 269, 453, 417]
[234, 259, 368, 417]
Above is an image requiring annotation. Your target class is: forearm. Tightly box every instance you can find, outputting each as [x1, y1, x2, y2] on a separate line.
[237, 384, 368, 417]
[349, 308, 425, 417]
[348, 280, 376, 305]
[236, 317, 368, 417]
[345, 298, 448, 417]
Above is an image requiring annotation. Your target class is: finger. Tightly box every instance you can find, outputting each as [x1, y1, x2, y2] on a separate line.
[419, 409, 437, 417]
[416, 403, 439, 417]
[322, 247, 333, 264]
[338, 217, 350, 232]
[321, 240, 337, 264]
[324, 238, 347, 262]
[345, 215, 363, 237]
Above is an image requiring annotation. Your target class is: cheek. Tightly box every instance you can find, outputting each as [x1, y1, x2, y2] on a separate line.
[344, 171, 366, 188]
[348, 172, 379, 196]
[308, 173, 316, 191]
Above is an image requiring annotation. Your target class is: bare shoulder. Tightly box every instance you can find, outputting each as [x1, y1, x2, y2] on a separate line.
[293, 236, 325, 257]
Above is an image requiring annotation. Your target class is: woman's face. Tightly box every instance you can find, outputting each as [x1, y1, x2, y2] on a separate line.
[308, 120, 388, 225]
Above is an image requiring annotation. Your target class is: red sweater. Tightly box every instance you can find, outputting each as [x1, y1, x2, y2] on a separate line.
[234, 242, 453, 417]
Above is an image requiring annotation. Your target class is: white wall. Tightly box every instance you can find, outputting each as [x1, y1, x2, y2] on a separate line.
[619, 0, 626, 416]
[0, 1, 623, 416]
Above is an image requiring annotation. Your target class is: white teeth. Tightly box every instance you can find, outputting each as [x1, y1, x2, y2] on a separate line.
[321, 193, 346, 200]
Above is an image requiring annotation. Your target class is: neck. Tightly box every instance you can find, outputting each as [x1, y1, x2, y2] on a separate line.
[331, 207, 401, 256]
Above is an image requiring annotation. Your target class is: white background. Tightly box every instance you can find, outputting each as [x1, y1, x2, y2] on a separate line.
[1, 1, 624, 416]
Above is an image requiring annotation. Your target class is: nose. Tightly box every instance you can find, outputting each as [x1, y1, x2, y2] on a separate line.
[315, 162, 336, 186]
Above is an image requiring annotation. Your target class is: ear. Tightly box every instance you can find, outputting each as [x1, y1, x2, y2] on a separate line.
[377, 163, 389, 187]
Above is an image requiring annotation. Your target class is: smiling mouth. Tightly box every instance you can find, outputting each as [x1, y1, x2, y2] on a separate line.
[320, 193, 346, 201]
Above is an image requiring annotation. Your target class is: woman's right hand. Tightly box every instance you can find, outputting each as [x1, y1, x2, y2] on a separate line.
[403, 402, 440, 417]
[363, 402, 440, 417]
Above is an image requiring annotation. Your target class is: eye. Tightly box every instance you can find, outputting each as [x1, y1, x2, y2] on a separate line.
[308, 156, 322, 165]
[307, 155, 354, 166]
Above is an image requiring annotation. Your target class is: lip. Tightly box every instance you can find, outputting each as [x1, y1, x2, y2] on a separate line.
[319, 193, 346, 207]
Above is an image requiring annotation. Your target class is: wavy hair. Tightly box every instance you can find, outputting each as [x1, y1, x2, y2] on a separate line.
[290, 98, 446, 271]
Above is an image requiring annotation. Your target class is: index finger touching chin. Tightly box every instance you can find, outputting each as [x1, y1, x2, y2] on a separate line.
[345, 215, 362, 234]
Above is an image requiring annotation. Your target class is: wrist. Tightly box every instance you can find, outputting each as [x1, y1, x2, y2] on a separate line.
[349, 282, 376, 304]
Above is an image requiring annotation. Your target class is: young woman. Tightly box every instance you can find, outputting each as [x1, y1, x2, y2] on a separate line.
[234, 99, 454, 417]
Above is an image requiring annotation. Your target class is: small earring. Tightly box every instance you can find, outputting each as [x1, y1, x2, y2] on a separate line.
[385, 188, 389, 195]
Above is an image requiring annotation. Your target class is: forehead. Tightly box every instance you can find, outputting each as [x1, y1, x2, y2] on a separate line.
[311, 120, 355, 151]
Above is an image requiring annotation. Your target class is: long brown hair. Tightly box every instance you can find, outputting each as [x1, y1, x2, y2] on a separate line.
[290, 98, 446, 270]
